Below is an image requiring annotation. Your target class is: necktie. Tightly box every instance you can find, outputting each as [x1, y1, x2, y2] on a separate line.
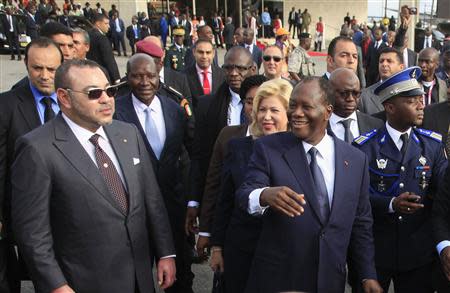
[374, 42, 378, 50]
[89, 134, 128, 214]
[240, 101, 246, 124]
[339, 119, 354, 143]
[202, 70, 211, 95]
[308, 147, 330, 221]
[145, 108, 163, 159]
[400, 133, 409, 157]
[446, 125, 450, 158]
[40, 97, 56, 123]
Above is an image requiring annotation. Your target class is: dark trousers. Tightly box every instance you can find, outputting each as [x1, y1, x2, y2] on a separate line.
[112, 33, 127, 55]
[432, 260, 450, 292]
[376, 263, 434, 293]
[0, 240, 20, 293]
[213, 30, 222, 47]
[5, 31, 20, 59]
[129, 39, 138, 55]
[263, 25, 272, 38]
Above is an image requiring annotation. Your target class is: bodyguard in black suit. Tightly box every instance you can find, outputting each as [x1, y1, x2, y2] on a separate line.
[366, 28, 388, 86]
[126, 16, 141, 55]
[110, 12, 127, 56]
[1, 7, 21, 60]
[0, 38, 63, 293]
[87, 14, 121, 83]
[329, 68, 383, 143]
[242, 28, 262, 69]
[114, 54, 193, 293]
[24, 4, 39, 40]
[423, 87, 450, 155]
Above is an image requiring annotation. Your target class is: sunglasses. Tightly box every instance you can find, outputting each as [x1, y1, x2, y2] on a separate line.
[66, 85, 119, 100]
[263, 55, 282, 62]
[222, 64, 253, 72]
[336, 90, 361, 98]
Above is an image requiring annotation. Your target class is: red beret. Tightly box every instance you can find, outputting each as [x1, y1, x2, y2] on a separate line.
[136, 40, 164, 58]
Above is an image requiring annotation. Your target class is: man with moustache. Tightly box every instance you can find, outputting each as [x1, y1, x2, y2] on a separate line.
[114, 54, 193, 293]
[236, 77, 382, 293]
[11, 59, 176, 293]
[0, 38, 64, 293]
[418, 47, 448, 106]
[353, 67, 447, 292]
[329, 68, 383, 143]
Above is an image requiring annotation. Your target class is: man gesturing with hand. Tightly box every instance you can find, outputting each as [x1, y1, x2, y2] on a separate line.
[237, 77, 382, 293]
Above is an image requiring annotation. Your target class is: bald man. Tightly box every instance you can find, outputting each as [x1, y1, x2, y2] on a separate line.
[418, 47, 448, 106]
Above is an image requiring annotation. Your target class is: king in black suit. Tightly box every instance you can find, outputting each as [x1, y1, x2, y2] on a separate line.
[114, 54, 193, 293]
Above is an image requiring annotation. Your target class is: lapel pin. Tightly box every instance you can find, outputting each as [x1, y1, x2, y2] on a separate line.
[419, 156, 427, 166]
[376, 158, 388, 170]
[344, 160, 349, 166]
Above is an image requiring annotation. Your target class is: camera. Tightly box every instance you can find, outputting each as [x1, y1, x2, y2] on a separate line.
[409, 7, 418, 15]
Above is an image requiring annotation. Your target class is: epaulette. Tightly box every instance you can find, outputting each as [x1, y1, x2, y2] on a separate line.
[353, 129, 377, 145]
[415, 128, 442, 142]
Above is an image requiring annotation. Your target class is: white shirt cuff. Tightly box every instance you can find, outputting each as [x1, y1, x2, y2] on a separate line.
[248, 187, 269, 215]
[187, 201, 199, 208]
[437, 241, 450, 256]
[160, 255, 176, 259]
[198, 232, 211, 237]
[388, 197, 395, 213]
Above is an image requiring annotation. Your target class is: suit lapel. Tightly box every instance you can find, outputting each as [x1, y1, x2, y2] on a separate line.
[282, 137, 325, 226]
[52, 115, 125, 215]
[16, 84, 42, 130]
[158, 96, 175, 160]
[189, 66, 203, 95]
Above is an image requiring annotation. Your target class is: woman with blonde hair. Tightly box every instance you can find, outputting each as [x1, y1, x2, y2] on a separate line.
[209, 78, 292, 293]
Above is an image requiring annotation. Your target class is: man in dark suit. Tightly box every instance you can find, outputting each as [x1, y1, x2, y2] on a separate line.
[87, 14, 121, 84]
[222, 17, 235, 51]
[329, 68, 383, 142]
[415, 27, 441, 53]
[11, 59, 176, 293]
[183, 39, 225, 107]
[82, 2, 94, 20]
[242, 28, 262, 69]
[184, 25, 219, 68]
[1, 6, 21, 60]
[126, 16, 141, 55]
[402, 34, 418, 68]
[418, 47, 448, 106]
[354, 67, 447, 292]
[236, 77, 382, 293]
[423, 86, 450, 155]
[359, 47, 405, 115]
[366, 28, 388, 86]
[115, 54, 192, 293]
[110, 12, 127, 56]
[24, 3, 39, 40]
[179, 14, 192, 47]
[184, 46, 256, 241]
[288, 7, 297, 38]
[0, 37, 63, 293]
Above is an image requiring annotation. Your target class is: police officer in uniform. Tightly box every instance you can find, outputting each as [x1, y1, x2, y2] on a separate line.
[164, 26, 188, 72]
[288, 32, 315, 83]
[353, 66, 448, 293]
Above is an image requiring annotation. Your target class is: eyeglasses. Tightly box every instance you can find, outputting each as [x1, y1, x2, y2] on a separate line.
[222, 64, 253, 73]
[262, 55, 282, 62]
[336, 90, 361, 99]
[66, 85, 119, 100]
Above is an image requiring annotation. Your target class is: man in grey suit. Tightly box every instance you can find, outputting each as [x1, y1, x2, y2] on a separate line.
[329, 68, 383, 142]
[358, 47, 405, 115]
[11, 59, 176, 293]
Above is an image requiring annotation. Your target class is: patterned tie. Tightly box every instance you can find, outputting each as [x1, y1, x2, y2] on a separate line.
[202, 70, 211, 95]
[400, 133, 409, 158]
[89, 134, 128, 214]
[40, 97, 56, 123]
[339, 119, 354, 143]
[145, 108, 163, 159]
[309, 147, 330, 221]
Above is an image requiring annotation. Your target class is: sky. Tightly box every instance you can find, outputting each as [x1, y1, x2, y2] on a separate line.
[367, 0, 436, 19]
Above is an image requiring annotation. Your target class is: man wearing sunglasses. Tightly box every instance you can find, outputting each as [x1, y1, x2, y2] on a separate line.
[185, 46, 256, 247]
[329, 68, 383, 144]
[261, 45, 284, 79]
[11, 59, 176, 293]
[115, 54, 194, 293]
[0, 37, 63, 293]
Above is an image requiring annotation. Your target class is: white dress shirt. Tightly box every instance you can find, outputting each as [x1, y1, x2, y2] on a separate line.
[227, 88, 243, 126]
[115, 18, 121, 32]
[246, 44, 253, 54]
[374, 40, 383, 50]
[329, 112, 360, 142]
[248, 133, 336, 215]
[132, 94, 166, 147]
[196, 64, 212, 91]
[423, 36, 432, 49]
[403, 48, 409, 67]
[61, 113, 126, 185]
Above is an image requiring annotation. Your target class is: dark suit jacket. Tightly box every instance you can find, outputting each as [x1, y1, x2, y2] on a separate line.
[357, 111, 384, 134]
[237, 132, 377, 293]
[188, 82, 232, 203]
[126, 24, 141, 43]
[110, 18, 125, 36]
[406, 48, 418, 67]
[11, 115, 175, 293]
[222, 23, 235, 45]
[25, 13, 38, 40]
[433, 165, 450, 254]
[198, 124, 248, 233]
[366, 42, 388, 86]
[86, 28, 120, 82]
[1, 14, 19, 36]
[184, 64, 225, 107]
[243, 44, 262, 69]
[0, 82, 42, 236]
[423, 101, 450, 143]
[358, 82, 383, 115]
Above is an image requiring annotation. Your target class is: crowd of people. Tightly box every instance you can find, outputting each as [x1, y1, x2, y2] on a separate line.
[1, 1, 450, 293]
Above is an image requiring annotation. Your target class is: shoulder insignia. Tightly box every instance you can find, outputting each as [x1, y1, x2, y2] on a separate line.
[415, 128, 442, 142]
[353, 129, 377, 145]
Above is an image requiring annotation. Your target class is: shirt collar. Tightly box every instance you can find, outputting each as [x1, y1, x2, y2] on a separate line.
[330, 111, 357, 125]
[196, 64, 212, 74]
[229, 88, 241, 106]
[62, 112, 108, 143]
[30, 81, 57, 105]
[132, 93, 161, 113]
[302, 131, 334, 159]
[385, 121, 412, 145]
[175, 43, 183, 50]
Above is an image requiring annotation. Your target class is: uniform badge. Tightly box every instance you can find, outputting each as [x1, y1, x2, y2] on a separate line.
[419, 156, 427, 166]
[378, 176, 386, 192]
[376, 159, 388, 169]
